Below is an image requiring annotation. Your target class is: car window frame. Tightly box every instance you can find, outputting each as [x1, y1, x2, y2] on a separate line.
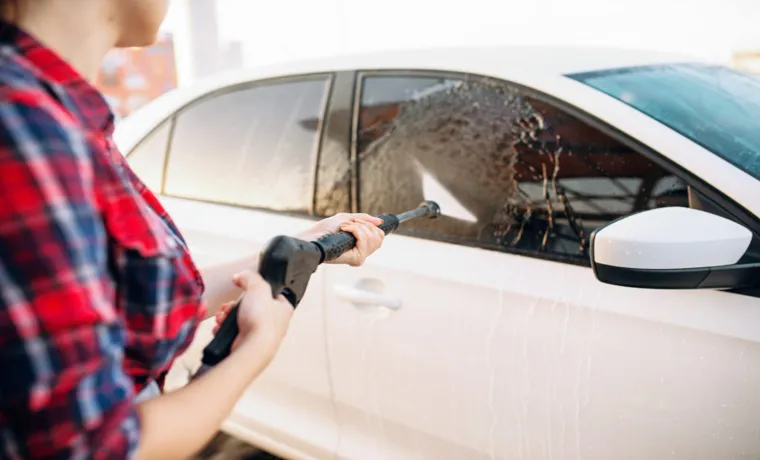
[145, 72, 336, 218]
[123, 116, 175, 161]
[350, 69, 760, 267]
[313, 70, 356, 217]
[122, 116, 176, 192]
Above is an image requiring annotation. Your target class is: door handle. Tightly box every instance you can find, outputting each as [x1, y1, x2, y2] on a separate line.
[333, 285, 402, 310]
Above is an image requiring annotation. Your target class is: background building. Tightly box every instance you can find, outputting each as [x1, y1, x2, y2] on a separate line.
[733, 51, 760, 73]
[95, 34, 179, 120]
[163, 0, 243, 87]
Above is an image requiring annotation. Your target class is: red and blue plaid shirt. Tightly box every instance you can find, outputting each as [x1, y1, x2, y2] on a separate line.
[0, 22, 207, 459]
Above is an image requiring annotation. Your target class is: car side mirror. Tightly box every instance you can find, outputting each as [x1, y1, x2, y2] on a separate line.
[590, 207, 759, 290]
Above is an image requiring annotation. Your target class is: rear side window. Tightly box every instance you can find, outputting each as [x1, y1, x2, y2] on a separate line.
[164, 77, 331, 213]
[125, 120, 171, 192]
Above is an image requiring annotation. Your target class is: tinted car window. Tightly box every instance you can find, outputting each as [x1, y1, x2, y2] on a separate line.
[356, 74, 690, 262]
[165, 77, 330, 212]
[125, 120, 172, 192]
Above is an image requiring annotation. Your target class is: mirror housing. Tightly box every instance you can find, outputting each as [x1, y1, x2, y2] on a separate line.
[590, 207, 759, 290]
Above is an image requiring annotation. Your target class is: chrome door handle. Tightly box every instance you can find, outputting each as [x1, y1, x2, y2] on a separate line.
[333, 285, 402, 310]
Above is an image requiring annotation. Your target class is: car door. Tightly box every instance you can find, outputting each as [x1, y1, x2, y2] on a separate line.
[123, 74, 342, 459]
[321, 71, 760, 460]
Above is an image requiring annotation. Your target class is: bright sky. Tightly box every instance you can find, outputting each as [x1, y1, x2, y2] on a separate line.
[162, 0, 760, 68]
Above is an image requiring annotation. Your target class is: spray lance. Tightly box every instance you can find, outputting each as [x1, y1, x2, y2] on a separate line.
[192, 201, 441, 378]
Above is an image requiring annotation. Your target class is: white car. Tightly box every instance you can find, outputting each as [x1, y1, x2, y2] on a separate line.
[115, 46, 760, 460]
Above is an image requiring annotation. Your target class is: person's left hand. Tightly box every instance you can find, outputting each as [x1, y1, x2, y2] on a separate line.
[295, 213, 386, 267]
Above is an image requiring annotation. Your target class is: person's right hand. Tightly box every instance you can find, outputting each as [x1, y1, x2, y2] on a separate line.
[213, 270, 294, 360]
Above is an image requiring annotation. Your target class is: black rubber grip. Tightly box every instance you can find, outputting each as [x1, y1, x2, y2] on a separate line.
[201, 300, 240, 367]
[316, 214, 400, 262]
[316, 232, 357, 262]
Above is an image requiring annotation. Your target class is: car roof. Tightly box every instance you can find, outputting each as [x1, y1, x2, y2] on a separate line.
[186, 45, 701, 95]
[114, 45, 703, 152]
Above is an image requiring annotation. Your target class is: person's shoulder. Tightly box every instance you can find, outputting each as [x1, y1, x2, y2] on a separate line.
[0, 43, 61, 104]
[0, 46, 81, 143]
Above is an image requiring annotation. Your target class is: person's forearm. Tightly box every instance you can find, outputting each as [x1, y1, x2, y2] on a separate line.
[134, 334, 275, 460]
[199, 254, 259, 319]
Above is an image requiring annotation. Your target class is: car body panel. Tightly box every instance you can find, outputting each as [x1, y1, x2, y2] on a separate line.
[322, 230, 760, 460]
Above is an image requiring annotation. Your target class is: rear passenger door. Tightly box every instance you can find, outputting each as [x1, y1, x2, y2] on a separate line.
[321, 71, 760, 460]
[125, 75, 342, 459]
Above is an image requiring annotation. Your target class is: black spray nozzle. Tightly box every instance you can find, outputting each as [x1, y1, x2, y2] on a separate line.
[396, 200, 441, 223]
[419, 200, 441, 219]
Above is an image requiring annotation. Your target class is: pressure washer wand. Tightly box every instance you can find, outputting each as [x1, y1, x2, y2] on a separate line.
[314, 200, 441, 263]
[191, 201, 441, 379]
[396, 202, 441, 224]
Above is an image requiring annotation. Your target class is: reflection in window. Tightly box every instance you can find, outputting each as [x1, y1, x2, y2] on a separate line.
[356, 75, 690, 262]
[164, 78, 330, 212]
[570, 64, 760, 180]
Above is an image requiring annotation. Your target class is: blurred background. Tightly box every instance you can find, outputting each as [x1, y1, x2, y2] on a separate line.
[97, 0, 760, 121]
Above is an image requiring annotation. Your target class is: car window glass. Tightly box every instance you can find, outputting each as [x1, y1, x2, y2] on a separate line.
[125, 120, 171, 192]
[356, 74, 691, 263]
[570, 64, 760, 180]
[164, 77, 330, 212]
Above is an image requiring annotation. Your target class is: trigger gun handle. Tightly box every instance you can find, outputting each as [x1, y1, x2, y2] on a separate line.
[201, 213, 400, 368]
[201, 299, 241, 367]
[201, 235, 321, 367]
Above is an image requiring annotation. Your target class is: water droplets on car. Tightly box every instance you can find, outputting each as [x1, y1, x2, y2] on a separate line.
[318, 75, 687, 262]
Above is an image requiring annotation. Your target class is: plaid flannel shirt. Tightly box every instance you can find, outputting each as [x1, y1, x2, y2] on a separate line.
[0, 21, 207, 459]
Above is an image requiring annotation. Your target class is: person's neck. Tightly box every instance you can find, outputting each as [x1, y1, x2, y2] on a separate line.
[11, 5, 117, 82]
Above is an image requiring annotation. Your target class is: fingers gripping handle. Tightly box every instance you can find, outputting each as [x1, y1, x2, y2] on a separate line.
[202, 300, 241, 367]
[316, 213, 399, 262]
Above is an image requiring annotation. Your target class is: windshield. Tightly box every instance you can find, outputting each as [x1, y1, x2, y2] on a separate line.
[568, 63, 760, 181]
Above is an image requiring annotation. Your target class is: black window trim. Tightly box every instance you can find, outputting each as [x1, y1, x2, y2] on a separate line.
[121, 115, 175, 193]
[351, 68, 760, 267]
[313, 70, 357, 216]
[128, 72, 337, 220]
[161, 116, 177, 195]
[349, 71, 363, 213]
[123, 116, 174, 160]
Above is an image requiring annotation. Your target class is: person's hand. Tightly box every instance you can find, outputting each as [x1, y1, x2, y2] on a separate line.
[295, 213, 386, 267]
[213, 270, 294, 358]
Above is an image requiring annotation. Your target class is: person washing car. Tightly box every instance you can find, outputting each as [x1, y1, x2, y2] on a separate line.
[0, 0, 386, 458]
